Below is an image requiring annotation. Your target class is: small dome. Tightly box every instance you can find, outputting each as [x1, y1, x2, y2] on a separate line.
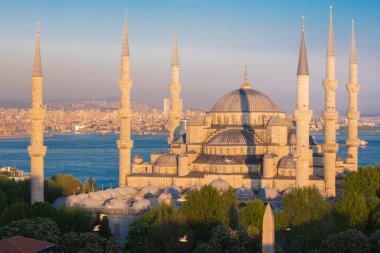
[88, 191, 105, 201]
[211, 88, 281, 112]
[105, 199, 129, 209]
[235, 186, 254, 201]
[139, 185, 160, 198]
[257, 188, 279, 200]
[131, 199, 152, 212]
[158, 192, 173, 205]
[164, 186, 182, 198]
[79, 198, 102, 208]
[107, 189, 120, 198]
[155, 154, 178, 167]
[97, 190, 112, 200]
[187, 117, 205, 126]
[52, 197, 66, 209]
[209, 179, 230, 191]
[207, 129, 255, 146]
[76, 193, 88, 202]
[278, 155, 296, 169]
[187, 185, 201, 191]
[133, 154, 143, 164]
[267, 117, 289, 127]
[66, 195, 80, 207]
[116, 186, 138, 197]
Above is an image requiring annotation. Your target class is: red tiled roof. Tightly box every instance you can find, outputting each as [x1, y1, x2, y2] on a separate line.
[0, 236, 55, 253]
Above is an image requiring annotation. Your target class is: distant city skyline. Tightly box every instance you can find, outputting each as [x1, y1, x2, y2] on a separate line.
[0, 0, 379, 114]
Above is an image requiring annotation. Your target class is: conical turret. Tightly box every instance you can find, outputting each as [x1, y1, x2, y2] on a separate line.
[297, 17, 309, 76]
[172, 25, 179, 66]
[122, 9, 129, 57]
[327, 6, 335, 57]
[33, 22, 42, 77]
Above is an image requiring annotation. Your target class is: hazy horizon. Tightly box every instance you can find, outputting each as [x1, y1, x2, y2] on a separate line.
[1, 0, 379, 115]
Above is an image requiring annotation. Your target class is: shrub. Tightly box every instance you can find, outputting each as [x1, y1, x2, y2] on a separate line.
[125, 219, 150, 253]
[48, 174, 82, 196]
[0, 217, 60, 245]
[320, 229, 371, 253]
[55, 207, 93, 233]
[0, 201, 30, 225]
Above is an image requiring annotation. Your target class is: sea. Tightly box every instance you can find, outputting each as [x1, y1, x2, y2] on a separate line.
[0, 132, 379, 187]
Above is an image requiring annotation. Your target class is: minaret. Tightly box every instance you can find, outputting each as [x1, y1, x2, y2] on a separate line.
[117, 10, 134, 186]
[322, 7, 339, 197]
[294, 17, 312, 188]
[28, 22, 47, 204]
[168, 26, 182, 145]
[345, 20, 360, 171]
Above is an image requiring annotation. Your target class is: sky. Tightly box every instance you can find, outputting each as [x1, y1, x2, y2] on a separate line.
[0, 0, 379, 115]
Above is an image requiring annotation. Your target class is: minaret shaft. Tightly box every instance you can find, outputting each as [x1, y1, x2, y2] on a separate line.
[29, 23, 46, 204]
[322, 7, 338, 197]
[168, 27, 182, 145]
[117, 11, 133, 186]
[294, 17, 312, 188]
[346, 20, 360, 171]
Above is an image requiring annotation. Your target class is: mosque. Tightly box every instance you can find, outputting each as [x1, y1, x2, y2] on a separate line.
[30, 5, 360, 212]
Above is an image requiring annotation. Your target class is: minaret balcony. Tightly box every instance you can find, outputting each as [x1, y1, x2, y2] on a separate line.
[117, 139, 134, 149]
[346, 111, 360, 120]
[346, 138, 360, 147]
[323, 79, 338, 91]
[28, 145, 47, 157]
[29, 108, 46, 121]
[346, 83, 360, 93]
[118, 109, 131, 118]
[322, 143, 339, 153]
[323, 111, 338, 121]
[294, 109, 312, 120]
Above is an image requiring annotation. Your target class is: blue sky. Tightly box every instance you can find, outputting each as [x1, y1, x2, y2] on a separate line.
[0, 0, 379, 114]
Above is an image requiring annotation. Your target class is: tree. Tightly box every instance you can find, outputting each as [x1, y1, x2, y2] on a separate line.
[0, 217, 60, 245]
[0, 201, 30, 225]
[83, 177, 97, 193]
[320, 229, 371, 253]
[241, 200, 266, 230]
[0, 190, 7, 214]
[31, 202, 58, 220]
[58, 232, 122, 253]
[181, 185, 238, 241]
[333, 192, 369, 231]
[282, 187, 330, 226]
[55, 207, 93, 233]
[45, 180, 64, 203]
[369, 230, 380, 253]
[125, 219, 150, 253]
[343, 165, 380, 197]
[48, 174, 82, 196]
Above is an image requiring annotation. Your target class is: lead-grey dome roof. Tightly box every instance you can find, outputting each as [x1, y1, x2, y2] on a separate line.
[211, 88, 280, 112]
[155, 153, 178, 167]
[207, 129, 255, 145]
[278, 155, 296, 169]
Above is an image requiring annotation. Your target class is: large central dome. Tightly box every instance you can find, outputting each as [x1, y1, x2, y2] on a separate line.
[211, 88, 280, 112]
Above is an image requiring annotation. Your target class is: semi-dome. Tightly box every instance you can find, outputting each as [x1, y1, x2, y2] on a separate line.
[267, 117, 289, 127]
[278, 155, 296, 169]
[235, 186, 254, 201]
[209, 179, 230, 191]
[207, 129, 255, 146]
[155, 153, 178, 167]
[211, 88, 280, 112]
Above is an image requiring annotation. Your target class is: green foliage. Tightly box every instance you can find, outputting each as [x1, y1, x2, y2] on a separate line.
[45, 179, 64, 203]
[55, 207, 93, 234]
[320, 229, 371, 253]
[0, 217, 60, 245]
[31, 201, 57, 219]
[369, 230, 380, 253]
[241, 200, 266, 230]
[194, 225, 260, 253]
[0, 177, 30, 204]
[125, 219, 150, 253]
[181, 185, 238, 241]
[282, 186, 330, 226]
[343, 165, 380, 197]
[48, 174, 83, 196]
[333, 192, 369, 231]
[0, 201, 30, 225]
[0, 190, 7, 214]
[141, 204, 177, 224]
[58, 232, 122, 253]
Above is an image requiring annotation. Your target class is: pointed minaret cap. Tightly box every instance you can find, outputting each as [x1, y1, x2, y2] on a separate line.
[297, 16, 309, 75]
[350, 19, 357, 64]
[241, 65, 251, 89]
[171, 25, 179, 66]
[122, 9, 130, 56]
[32, 22, 42, 77]
[327, 6, 335, 56]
